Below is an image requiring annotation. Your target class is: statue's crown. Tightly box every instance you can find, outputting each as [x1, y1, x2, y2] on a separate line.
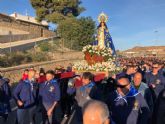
[98, 12, 108, 23]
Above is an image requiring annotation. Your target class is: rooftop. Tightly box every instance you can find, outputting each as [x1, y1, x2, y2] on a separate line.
[10, 12, 48, 26]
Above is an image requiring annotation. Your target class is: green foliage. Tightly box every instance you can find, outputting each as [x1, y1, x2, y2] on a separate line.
[57, 18, 81, 50]
[0, 56, 7, 67]
[30, 52, 50, 62]
[30, 0, 96, 51]
[78, 17, 96, 47]
[0, 51, 50, 68]
[57, 17, 96, 50]
[0, 52, 33, 67]
[30, 0, 85, 23]
[38, 42, 52, 52]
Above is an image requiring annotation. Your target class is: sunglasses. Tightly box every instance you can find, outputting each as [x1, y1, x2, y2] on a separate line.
[152, 67, 159, 69]
[116, 83, 130, 88]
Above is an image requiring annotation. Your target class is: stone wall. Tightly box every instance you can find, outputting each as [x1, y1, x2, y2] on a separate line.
[0, 59, 80, 84]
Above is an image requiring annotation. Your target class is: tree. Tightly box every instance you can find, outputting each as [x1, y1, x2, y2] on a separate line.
[30, 0, 96, 51]
[57, 17, 96, 50]
[57, 18, 81, 49]
[30, 0, 85, 23]
[78, 17, 96, 47]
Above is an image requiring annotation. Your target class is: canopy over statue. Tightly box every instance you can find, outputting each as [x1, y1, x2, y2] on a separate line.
[93, 12, 116, 56]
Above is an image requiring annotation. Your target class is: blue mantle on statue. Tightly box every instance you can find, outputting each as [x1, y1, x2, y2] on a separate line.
[92, 27, 116, 56]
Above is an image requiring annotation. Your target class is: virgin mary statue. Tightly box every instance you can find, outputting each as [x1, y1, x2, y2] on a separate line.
[94, 12, 116, 56]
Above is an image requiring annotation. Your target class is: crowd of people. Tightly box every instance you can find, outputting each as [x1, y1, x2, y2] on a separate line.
[0, 57, 165, 124]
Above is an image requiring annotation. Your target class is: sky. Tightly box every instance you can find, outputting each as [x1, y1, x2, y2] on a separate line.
[0, 0, 165, 50]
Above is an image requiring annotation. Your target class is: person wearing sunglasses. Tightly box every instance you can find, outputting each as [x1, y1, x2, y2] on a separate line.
[106, 76, 150, 124]
[145, 62, 165, 102]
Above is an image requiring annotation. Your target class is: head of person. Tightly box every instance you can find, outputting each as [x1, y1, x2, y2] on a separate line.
[29, 67, 34, 71]
[126, 65, 135, 75]
[46, 70, 55, 81]
[35, 70, 40, 79]
[82, 72, 94, 86]
[152, 62, 159, 74]
[24, 69, 29, 75]
[133, 72, 142, 88]
[28, 69, 36, 80]
[68, 63, 72, 67]
[143, 63, 150, 71]
[39, 68, 45, 76]
[117, 76, 131, 96]
[83, 100, 110, 124]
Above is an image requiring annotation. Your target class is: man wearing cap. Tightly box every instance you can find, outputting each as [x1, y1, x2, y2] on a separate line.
[106, 76, 150, 124]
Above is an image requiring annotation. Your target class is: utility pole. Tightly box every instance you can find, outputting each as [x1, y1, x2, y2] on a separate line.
[9, 31, 12, 53]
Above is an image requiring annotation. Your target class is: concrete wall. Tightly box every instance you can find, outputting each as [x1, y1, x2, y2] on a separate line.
[0, 36, 58, 53]
[0, 14, 56, 43]
[0, 34, 36, 43]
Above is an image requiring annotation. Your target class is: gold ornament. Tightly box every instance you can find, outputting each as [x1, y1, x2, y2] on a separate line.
[133, 100, 139, 110]
[98, 12, 108, 23]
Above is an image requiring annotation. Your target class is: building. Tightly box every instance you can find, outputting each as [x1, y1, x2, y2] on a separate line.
[10, 12, 48, 27]
[0, 12, 55, 43]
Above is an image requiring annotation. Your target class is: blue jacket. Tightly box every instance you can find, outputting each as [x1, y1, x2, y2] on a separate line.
[39, 79, 60, 110]
[145, 72, 165, 97]
[107, 86, 150, 124]
[13, 79, 38, 108]
[0, 78, 11, 114]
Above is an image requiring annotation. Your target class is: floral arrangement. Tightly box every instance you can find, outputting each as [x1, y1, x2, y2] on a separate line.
[82, 45, 113, 65]
[73, 45, 121, 74]
[73, 60, 121, 73]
